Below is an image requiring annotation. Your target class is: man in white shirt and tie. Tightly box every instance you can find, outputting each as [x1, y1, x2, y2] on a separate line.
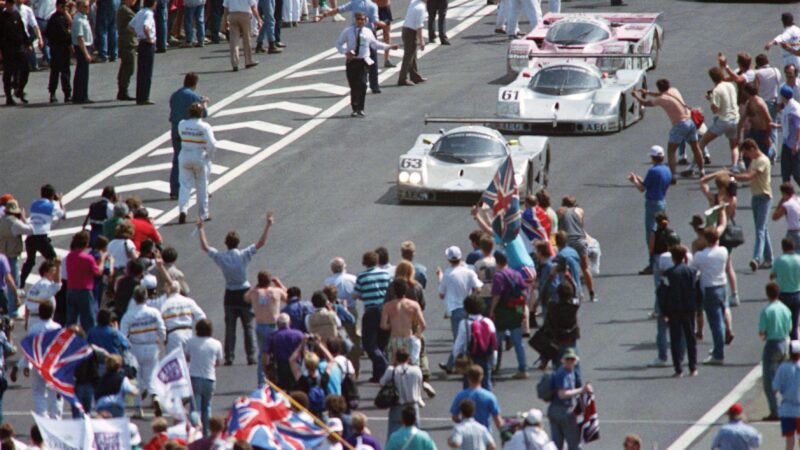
[335, 11, 397, 117]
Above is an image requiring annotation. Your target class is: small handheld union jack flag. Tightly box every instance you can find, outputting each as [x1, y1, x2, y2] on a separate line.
[481, 157, 521, 245]
[21, 328, 93, 403]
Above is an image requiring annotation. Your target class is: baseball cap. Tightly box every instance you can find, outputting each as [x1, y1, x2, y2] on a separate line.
[781, 84, 794, 100]
[3, 200, 21, 215]
[445, 246, 462, 261]
[649, 145, 664, 158]
[0, 194, 13, 206]
[523, 408, 543, 425]
[562, 348, 579, 360]
[728, 403, 743, 416]
[141, 275, 158, 290]
[791, 340, 800, 354]
[327, 417, 343, 433]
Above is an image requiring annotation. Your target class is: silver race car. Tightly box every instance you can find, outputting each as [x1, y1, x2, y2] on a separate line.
[428, 61, 647, 135]
[396, 126, 550, 204]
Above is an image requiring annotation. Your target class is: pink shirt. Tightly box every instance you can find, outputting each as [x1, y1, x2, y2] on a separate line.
[66, 250, 100, 290]
[652, 88, 690, 125]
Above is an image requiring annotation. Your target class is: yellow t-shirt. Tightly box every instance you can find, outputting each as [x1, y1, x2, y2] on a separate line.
[750, 154, 772, 197]
[712, 82, 739, 122]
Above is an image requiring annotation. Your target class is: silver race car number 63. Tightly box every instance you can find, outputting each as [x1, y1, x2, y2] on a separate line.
[401, 158, 423, 169]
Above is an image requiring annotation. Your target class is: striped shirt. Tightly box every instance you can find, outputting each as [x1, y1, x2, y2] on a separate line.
[120, 302, 166, 345]
[354, 267, 391, 306]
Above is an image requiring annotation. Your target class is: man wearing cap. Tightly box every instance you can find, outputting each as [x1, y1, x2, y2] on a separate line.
[760, 282, 792, 421]
[711, 403, 762, 449]
[448, 399, 496, 450]
[775, 340, 800, 447]
[779, 84, 800, 187]
[436, 245, 483, 374]
[353, 250, 392, 382]
[547, 349, 591, 450]
[628, 144, 672, 276]
[504, 408, 555, 450]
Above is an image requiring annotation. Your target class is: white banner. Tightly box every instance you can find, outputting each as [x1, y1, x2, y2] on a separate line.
[152, 346, 194, 418]
[32, 413, 131, 450]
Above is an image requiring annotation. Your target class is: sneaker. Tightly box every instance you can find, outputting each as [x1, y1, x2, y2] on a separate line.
[728, 293, 740, 307]
[333, 13, 346, 21]
[350, 111, 359, 117]
[512, 371, 529, 380]
[422, 381, 436, 398]
[702, 356, 724, 365]
[178, 212, 186, 224]
[672, 372, 683, 378]
[690, 369, 699, 377]
[749, 259, 758, 272]
[647, 358, 669, 367]
[438, 362, 453, 375]
[638, 264, 653, 275]
[677, 157, 689, 165]
[760, 261, 773, 269]
[494, 28, 506, 34]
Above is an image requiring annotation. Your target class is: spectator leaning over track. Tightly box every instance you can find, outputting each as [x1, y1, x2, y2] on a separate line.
[447, 399, 496, 450]
[657, 245, 699, 378]
[774, 340, 800, 450]
[627, 144, 672, 275]
[197, 211, 273, 366]
[698, 67, 740, 174]
[770, 238, 800, 340]
[711, 403, 762, 450]
[731, 139, 774, 272]
[632, 79, 704, 179]
[691, 226, 729, 366]
[760, 281, 792, 422]
[779, 84, 800, 187]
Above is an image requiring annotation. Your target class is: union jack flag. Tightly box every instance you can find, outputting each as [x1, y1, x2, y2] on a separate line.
[481, 157, 521, 245]
[521, 208, 548, 244]
[228, 385, 327, 450]
[20, 328, 93, 402]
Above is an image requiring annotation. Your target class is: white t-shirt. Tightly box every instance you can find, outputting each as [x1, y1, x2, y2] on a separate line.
[403, 0, 426, 29]
[438, 264, 483, 313]
[775, 25, 800, 70]
[334, 355, 355, 377]
[744, 66, 783, 102]
[783, 196, 800, 230]
[185, 336, 223, 380]
[26, 278, 60, 325]
[690, 245, 728, 289]
[108, 239, 136, 269]
[656, 252, 693, 275]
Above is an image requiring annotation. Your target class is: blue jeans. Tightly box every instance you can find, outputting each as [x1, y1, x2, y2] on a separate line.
[751, 194, 773, 265]
[255, 323, 277, 387]
[95, 0, 118, 59]
[780, 291, 800, 340]
[445, 308, 466, 369]
[209, 0, 225, 43]
[191, 377, 215, 437]
[66, 289, 97, 332]
[257, 0, 276, 44]
[362, 306, 388, 380]
[654, 298, 669, 361]
[184, 6, 205, 44]
[781, 144, 800, 186]
[644, 199, 666, 248]
[768, 100, 778, 158]
[5, 257, 19, 318]
[548, 403, 581, 450]
[703, 286, 726, 360]
[156, 0, 169, 50]
[36, 17, 50, 62]
[463, 356, 493, 391]
[495, 326, 527, 372]
[763, 339, 786, 417]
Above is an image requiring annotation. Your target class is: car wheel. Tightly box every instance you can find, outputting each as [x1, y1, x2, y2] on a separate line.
[649, 36, 660, 71]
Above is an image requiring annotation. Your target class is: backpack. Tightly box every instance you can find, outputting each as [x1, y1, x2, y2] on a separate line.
[469, 319, 497, 359]
[499, 270, 526, 308]
[88, 199, 109, 223]
[537, 372, 555, 402]
[305, 370, 330, 415]
[337, 361, 360, 411]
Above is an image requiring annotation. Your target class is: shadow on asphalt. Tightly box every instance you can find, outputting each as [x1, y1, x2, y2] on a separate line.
[596, 317, 651, 325]
[189, 69, 240, 75]
[593, 365, 650, 372]
[594, 272, 638, 279]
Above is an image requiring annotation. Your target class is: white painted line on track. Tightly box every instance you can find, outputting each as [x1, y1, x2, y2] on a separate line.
[666, 364, 762, 450]
[212, 120, 292, 135]
[215, 140, 261, 154]
[286, 66, 346, 79]
[213, 101, 322, 118]
[249, 82, 349, 97]
[116, 163, 229, 177]
[149, 147, 175, 157]
[154, 4, 497, 225]
[82, 181, 172, 199]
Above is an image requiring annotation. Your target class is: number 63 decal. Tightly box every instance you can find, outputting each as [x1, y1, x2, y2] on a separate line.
[401, 159, 423, 169]
[501, 90, 519, 101]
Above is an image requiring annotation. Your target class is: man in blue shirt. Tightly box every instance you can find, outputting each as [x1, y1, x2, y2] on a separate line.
[282, 287, 312, 332]
[774, 340, 800, 446]
[449, 365, 501, 431]
[628, 145, 672, 275]
[547, 349, 592, 450]
[198, 211, 272, 366]
[711, 403, 762, 450]
[168, 73, 208, 200]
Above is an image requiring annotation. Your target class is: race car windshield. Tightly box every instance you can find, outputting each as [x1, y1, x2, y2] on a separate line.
[546, 21, 609, 45]
[529, 67, 602, 95]
[431, 133, 508, 163]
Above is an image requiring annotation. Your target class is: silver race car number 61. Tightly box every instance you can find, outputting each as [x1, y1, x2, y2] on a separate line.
[401, 158, 423, 169]
[500, 90, 519, 101]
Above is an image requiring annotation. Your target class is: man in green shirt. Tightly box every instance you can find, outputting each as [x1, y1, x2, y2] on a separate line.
[759, 281, 792, 421]
[772, 238, 800, 340]
[116, 0, 137, 101]
[386, 405, 437, 450]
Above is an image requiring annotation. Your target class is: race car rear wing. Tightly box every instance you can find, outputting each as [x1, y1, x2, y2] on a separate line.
[515, 53, 653, 59]
[423, 116, 614, 134]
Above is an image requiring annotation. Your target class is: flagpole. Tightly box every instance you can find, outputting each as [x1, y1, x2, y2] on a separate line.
[265, 378, 356, 450]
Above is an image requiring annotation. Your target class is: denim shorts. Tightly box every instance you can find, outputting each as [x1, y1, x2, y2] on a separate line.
[668, 118, 698, 144]
[708, 117, 738, 140]
[781, 417, 800, 436]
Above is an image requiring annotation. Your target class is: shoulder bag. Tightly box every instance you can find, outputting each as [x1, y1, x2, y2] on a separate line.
[719, 219, 745, 248]
[663, 91, 705, 128]
[374, 367, 399, 409]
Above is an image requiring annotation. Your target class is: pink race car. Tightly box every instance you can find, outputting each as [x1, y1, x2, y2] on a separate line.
[507, 12, 664, 77]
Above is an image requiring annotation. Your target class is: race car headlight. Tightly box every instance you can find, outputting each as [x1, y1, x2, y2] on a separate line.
[514, 173, 524, 186]
[409, 172, 422, 184]
[591, 103, 616, 116]
[398, 171, 410, 183]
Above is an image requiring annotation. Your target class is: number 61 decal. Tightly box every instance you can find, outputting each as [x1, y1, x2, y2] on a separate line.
[500, 90, 519, 101]
[401, 159, 423, 169]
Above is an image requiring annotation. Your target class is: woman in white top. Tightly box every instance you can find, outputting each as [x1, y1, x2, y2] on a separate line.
[185, 318, 223, 437]
[773, 182, 800, 250]
[107, 221, 138, 271]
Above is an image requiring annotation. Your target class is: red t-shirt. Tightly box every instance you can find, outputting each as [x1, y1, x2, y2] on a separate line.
[131, 217, 162, 250]
[66, 250, 99, 290]
[143, 433, 169, 450]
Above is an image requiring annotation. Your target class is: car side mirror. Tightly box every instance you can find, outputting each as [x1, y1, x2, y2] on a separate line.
[508, 139, 519, 146]
[422, 138, 432, 145]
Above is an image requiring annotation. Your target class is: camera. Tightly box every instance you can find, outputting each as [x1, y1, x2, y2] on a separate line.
[305, 333, 317, 342]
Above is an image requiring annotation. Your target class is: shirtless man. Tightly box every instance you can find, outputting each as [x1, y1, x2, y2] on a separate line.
[245, 271, 288, 387]
[739, 83, 777, 159]
[375, 0, 395, 67]
[380, 278, 426, 365]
